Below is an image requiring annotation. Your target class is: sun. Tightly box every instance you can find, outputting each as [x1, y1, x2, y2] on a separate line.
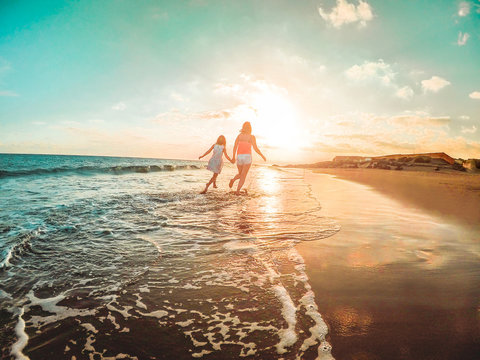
[250, 90, 303, 151]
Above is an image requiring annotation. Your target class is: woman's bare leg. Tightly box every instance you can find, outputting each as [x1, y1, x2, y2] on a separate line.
[229, 164, 242, 188]
[235, 164, 251, 194]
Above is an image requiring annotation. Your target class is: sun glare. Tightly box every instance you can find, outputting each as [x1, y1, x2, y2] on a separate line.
[250, 90, 303, 151]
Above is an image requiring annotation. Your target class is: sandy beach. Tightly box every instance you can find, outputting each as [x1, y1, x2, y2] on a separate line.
[297, 170, 480, 359]
[311, 168, 480, 226]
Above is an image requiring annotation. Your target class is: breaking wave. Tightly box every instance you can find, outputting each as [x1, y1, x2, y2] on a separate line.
[0, 164, 202, 179]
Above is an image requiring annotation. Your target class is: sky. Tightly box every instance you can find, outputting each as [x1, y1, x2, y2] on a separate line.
[0, 0, 479, 163]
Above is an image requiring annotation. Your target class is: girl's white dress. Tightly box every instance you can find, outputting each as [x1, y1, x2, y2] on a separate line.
[207, 145, 224, 174]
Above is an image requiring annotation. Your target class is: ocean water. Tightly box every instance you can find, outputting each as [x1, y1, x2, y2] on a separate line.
[0, 154, 340, 359]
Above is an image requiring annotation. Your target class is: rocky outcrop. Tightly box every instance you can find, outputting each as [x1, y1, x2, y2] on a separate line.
[285, 152, 474, 173]
[463, 159, 480, 173]
[372, 152, 455, 165]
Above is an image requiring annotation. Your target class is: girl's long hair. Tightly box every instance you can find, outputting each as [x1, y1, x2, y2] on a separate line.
[240, 121, 252, 135]
[216, 135, 226, 146]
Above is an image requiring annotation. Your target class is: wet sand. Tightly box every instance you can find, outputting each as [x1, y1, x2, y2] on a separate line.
[297, 171, 480, 360]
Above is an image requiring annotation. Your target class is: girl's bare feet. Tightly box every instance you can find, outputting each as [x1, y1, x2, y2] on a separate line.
[213, 183, 218, 188]
[200, 189, 207, 194]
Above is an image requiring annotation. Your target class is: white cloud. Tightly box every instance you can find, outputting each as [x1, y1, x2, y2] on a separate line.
[469, 91, 480, 99]
[389, 114, 450, 127]
[214, 83, 241, 96]
[0, 90, 18, 97]
[88, 119, 105, 124]
[61, 120, 81, 125]
[170, 92, 186, 102]
[152, 107, 235, 124]
[151, 11, 168, 20]
[276, 51, 308, 67]
[345, 60, 418, 100]
[314, 111, 480, 158]
[112, 102, 126, 111]
[459, 115, 471, 120]
[318, 0, 373, 28]
[458, 1, 470, 16]
[457, 32, 470, 46]
[345, 59, 395, 85]
[395, 86, 414, 100]
[421, 76, 451, 93]
[461, 125, 477, 134]
[0, 57, 11, 74]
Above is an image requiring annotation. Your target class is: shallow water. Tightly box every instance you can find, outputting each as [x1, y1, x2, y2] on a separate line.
[0, 154, 340, 359]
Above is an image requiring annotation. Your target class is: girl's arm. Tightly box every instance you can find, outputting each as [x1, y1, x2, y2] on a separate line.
[231, 136, 239, 163]
[199, 144, 214, 159]
[223, 148, 232, 163]
[251, 135, 266, 161]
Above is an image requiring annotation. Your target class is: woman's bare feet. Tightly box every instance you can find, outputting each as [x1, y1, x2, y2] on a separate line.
[200, 189, 207, 194]
[213, 183, 218, 188]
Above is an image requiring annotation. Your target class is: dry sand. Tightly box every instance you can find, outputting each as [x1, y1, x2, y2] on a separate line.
[312, 168, 480, 227]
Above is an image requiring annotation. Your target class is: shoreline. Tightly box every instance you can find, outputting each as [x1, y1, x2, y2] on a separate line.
[310, 168, 480, 227]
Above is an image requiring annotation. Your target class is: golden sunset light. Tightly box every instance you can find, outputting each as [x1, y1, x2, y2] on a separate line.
[1, 1, 479, 360]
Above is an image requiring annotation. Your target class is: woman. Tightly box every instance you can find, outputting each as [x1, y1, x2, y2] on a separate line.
[230, 122, 266, 195]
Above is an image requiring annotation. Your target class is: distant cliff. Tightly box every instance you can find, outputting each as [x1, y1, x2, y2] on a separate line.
[284, 153, 480, 173]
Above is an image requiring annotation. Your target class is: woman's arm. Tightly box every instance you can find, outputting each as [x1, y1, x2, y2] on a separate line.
[223, 148, 232, 163]
[251, 135, 266, 161]
[231, 136, 239, 163]
[199, 144, 214, 159]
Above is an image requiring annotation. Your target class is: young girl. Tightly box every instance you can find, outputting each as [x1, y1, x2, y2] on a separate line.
[198, 135, 232, 194]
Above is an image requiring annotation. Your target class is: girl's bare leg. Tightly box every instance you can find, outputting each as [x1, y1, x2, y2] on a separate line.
[201, 174, 217, 194]
[235, 164, 251, 195]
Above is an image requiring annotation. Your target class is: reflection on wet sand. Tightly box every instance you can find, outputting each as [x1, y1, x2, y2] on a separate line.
[298, 171, 480, 360]
[331, 306, 373, 337]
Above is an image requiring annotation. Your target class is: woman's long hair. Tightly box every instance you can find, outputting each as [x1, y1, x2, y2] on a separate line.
[240, 121, 252, 135]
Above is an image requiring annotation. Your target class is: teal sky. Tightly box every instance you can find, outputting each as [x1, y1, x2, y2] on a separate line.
[1, 0, 479, 162]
